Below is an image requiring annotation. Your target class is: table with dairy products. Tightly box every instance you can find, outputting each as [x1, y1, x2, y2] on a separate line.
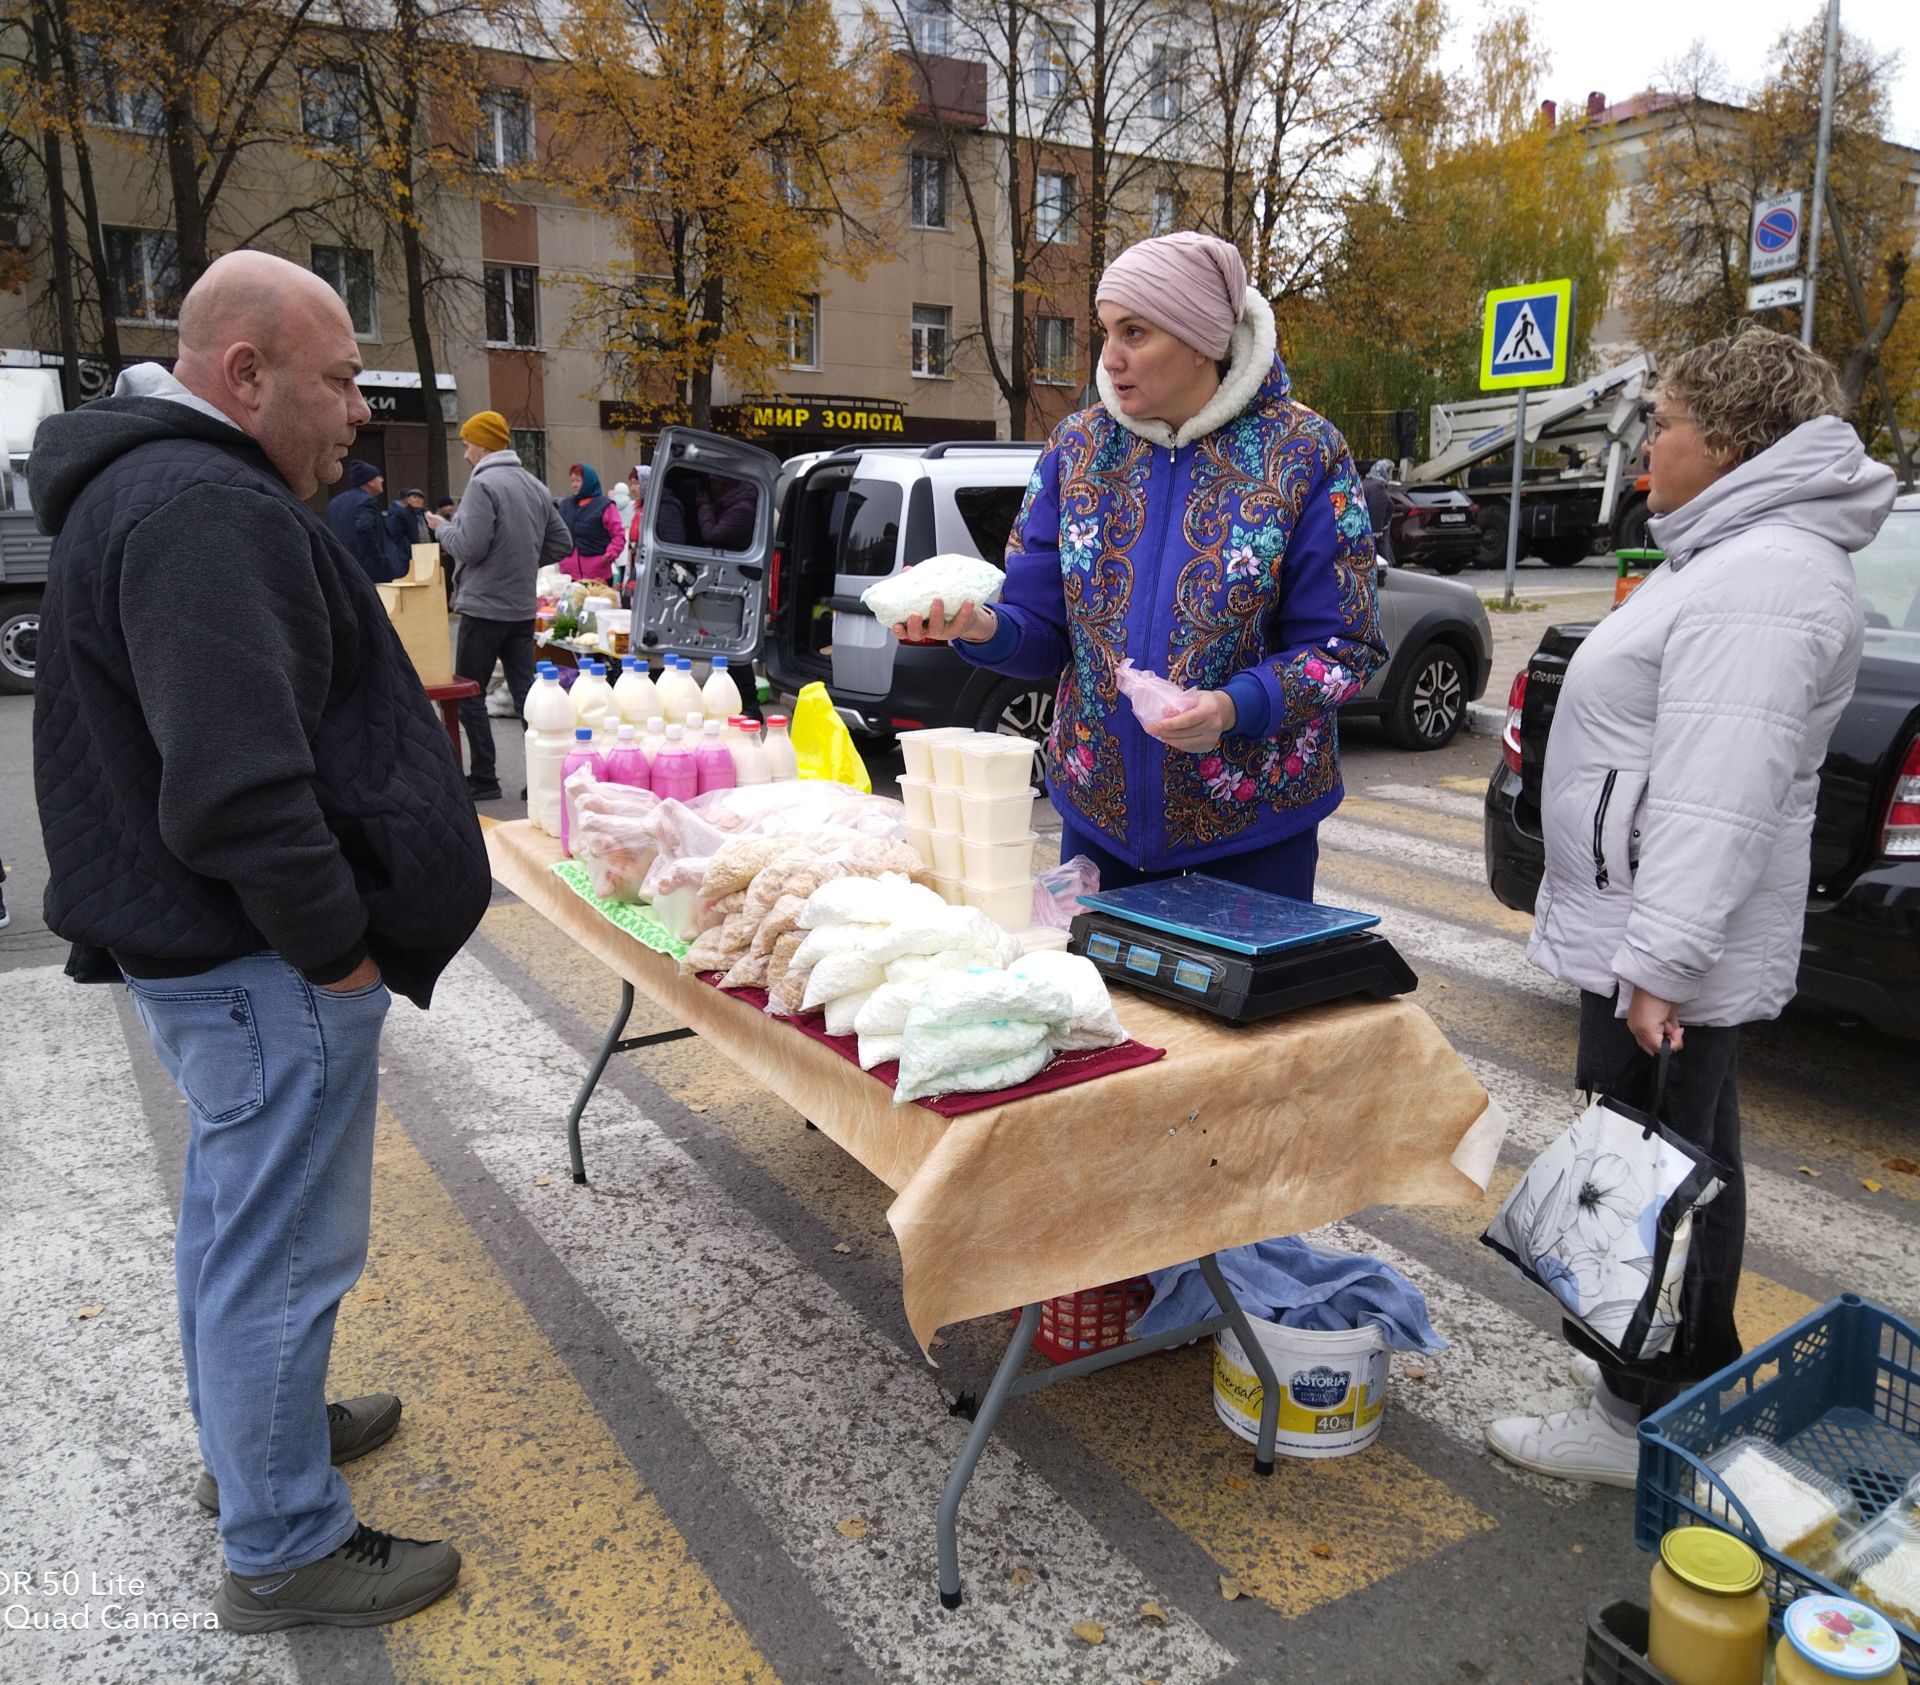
[482, 813, 1503, 1605]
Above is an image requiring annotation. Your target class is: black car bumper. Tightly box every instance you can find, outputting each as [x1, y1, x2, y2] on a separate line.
[1483, 765, 1920, 1040]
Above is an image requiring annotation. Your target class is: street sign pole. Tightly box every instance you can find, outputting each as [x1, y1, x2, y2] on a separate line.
[1802, 0, 1840, 345]
[1504, 387, 1527, 609]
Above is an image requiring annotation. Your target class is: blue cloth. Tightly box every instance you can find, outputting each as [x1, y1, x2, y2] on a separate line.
[324, 484, 397, 583]
[1135, 1237, 1446, 1354]
[127, 954, 390, 1573]
[955, 355, 1385, 876]
[1057, 815, 1317, 900]
[572, 463, 603, 498]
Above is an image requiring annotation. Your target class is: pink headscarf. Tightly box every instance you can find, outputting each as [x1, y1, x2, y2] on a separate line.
[1095, 232, 1248, 360]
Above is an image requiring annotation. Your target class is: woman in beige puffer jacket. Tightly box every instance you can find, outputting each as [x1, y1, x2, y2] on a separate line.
[1487, 327, 1896, 1490]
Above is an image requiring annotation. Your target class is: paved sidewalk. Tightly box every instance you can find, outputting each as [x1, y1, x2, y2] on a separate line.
[1464, 584, 1614, 737]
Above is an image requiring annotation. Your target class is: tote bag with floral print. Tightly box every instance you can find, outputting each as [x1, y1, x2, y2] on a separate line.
[1480, 1046, 1728, 1365]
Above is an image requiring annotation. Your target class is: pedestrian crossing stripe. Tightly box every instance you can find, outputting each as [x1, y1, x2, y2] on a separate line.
[1480, 279, 1573, 391]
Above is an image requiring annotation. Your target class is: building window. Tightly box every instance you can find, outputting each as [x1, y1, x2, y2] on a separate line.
[1034, 170, 1076, 242]
[906, 0, 950, 56]
[626, 145, 666, 192]
[104, 226, 181, 322]
[511, 427, 546, 483]
[910, 304, 950, 378]
[1028, 22, 1071, 100]
[476, 87, 532, 170]
[484, 263, 539, 347]
[312, 245, 377, 337]
[299, 62, 363, 150]
[79, 37, 162, 134]
[783, 294, 820, 369]
[1147, 44, 1185, 121]
[1035, 315, 1075, 385]
[910, 153, 948, 229]
[769, 150, 807, 209]
[1150, 188, 1177, 236]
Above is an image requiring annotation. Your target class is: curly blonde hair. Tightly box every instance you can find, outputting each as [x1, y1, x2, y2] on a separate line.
[1661, 325, 1846, 464]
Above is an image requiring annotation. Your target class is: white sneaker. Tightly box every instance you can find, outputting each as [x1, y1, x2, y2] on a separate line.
[1485, 1399, 1640, 1488]
[1569, 1353, 1602, 1393]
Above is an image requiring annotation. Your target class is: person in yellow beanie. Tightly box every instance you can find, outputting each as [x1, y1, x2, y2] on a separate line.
[426, 411, 570, 799]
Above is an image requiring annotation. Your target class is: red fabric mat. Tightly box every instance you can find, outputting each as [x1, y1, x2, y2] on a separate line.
[699, 975, 1166, 1116]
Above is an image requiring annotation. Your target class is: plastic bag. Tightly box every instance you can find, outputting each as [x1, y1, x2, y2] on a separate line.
[1114, 658, 1197, 726]
[791, 681, 871, 793]
[686, 781, 895, 836]
[859, 554, 1006, 627]
[1032, 853, 1100, 929]
[1009, 950, 1126, 1051]
[573, 783, 665, 902]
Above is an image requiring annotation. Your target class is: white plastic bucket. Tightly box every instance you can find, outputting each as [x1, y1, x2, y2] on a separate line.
[1212, 1322, 1390, 1459]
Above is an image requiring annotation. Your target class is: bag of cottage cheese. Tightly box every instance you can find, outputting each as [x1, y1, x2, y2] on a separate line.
[861, 555, 1006, 627]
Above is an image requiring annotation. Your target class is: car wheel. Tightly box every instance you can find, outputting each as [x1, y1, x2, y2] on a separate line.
[1429, 557, 1467, 576]
[1538, 534, 1590, 568]
[974, 677, 1054, 787]
[1615, 498, 1651, 552]
[0, 594, 38, 695]
[1472, 501, 1508, 567]
[1383, 640, 1468, 751]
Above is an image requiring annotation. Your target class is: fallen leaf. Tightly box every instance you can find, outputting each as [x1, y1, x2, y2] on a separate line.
[1008, 1566, 1032, 1587]
[379, 1066, 389, 1074]
[1571, 1543, 1585, 1555]
[1883, 1157, 1920, 1176]
[835, 1517, 868, 1540]
[1309, 1543, 1335, 1560]
[1138, 1600, 1168, 1623]
[533, 1177, 552, 1187]
[832, 1241, 852, 1255]
[688, 1104, 706, 1114]
[1224, 1474, 1248, 1491]
[929, 1334, 949, 1349]
[1070, 1620, 1106, 1645]
[1863, 1179, 1884, 1194]
[1797, 1166, 1822, 1178]
[74, 1304, 103, 1320]
[1218, 1575, 1243, 1601]
[1404, 1364, 1429, 1381]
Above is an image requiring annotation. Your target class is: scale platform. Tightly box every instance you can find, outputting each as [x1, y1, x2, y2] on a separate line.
[1069, 875, 1417, 1024]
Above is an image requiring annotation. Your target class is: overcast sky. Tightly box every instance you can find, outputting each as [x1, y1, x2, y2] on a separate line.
[1445, 1, 1919, 142]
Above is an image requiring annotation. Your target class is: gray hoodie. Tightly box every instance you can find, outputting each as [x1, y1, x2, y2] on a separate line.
[435, 449, 572, 621]
[1527, 416, 1895, 1026]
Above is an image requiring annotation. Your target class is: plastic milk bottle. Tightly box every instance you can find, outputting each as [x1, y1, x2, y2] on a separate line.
[650, 723, 699, 802]
[613, 657, 662, 729]
[559, 728, 605, 857]
[701, 656, 743, 722]
[729, 718, 771, 785]
[694, 719, 737, 795]
[524, 663, 578, 837]
[761, 715, 798, 782]
[604, 723, 651, 791]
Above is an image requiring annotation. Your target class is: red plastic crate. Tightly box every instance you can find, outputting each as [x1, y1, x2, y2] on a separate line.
[1027, 1277, 1152, 1364]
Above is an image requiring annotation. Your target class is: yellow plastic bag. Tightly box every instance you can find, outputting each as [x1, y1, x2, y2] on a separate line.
[790, 681, 870, 793]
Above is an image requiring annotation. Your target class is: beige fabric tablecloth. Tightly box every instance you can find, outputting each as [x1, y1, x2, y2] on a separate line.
[487, 820, 1504, 1351]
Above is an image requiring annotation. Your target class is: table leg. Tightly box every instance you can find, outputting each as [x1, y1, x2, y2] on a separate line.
[1199, 1253, 1281, 1474]
[936, 1301, 1040, 1610]
[566, 981, 634, 1184]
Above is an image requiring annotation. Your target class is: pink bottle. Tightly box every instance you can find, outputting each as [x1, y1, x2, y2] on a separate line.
[603, 723, 651, 791]
[694, 719, 737, 795]
[559, 728, 606, 857]
[649, 723, 699, 802]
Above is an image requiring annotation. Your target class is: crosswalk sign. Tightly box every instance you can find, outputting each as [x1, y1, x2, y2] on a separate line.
[1480, 279, 1574, 391]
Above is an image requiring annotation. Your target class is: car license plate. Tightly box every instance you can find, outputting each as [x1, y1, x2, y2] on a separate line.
[1438, 512, 1467, 524]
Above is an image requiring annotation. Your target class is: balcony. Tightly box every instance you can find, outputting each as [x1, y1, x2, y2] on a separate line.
[899, 51, 987, 130]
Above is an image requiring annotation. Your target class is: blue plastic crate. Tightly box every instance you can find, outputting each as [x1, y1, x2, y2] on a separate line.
[1636, 1294, 1920, 1680]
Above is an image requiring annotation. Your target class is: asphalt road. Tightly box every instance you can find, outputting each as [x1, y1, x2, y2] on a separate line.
[3, 680, 1916, 1685]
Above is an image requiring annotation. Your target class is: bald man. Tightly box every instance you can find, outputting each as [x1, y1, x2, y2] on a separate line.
[29, 249, 486, 1631]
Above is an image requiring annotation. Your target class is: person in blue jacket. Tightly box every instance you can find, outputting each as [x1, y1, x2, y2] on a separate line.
[324, 459, 399, 584]
[894, 231, 1386, 898]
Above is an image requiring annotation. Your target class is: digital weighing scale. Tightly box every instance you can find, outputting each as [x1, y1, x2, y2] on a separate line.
[1069, 874, 1417, 1024]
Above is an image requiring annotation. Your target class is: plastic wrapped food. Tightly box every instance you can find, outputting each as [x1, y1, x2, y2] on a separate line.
[1032, 853, 1100, 930]
[856, 1033, 902, 1072]
[800, 874, 941, 930]
[1010, 950, 1127, 1051]
[860, 554, 1005, 627]
[1114, 658, 1198, 726]
[864, 907, 1017, 968]
[1695, 1439, 1860, 1565]
[1838, 1511, 1920, 1634]
[894, 1038, 1050, 1106]
[902, 967, 1073, 1033]
[699, 834, 807, 900]
[685, 781, 901, 838]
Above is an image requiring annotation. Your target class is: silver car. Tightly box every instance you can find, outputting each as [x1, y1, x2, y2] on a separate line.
[1343, 563, 1494, 749]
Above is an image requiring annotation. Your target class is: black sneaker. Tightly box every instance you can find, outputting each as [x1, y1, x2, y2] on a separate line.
[213, 1522, 460, 1632]
[195, 1395, 401, 1514]
[467, 777, 503, 802]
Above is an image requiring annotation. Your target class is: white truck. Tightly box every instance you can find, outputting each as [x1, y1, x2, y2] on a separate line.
[0, 366, 62, 693]
[1408, 353, 1657, 568]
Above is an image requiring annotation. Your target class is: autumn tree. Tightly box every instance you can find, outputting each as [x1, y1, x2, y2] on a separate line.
[1618, 19, 1917, 453]
[544, 0, 907, 431]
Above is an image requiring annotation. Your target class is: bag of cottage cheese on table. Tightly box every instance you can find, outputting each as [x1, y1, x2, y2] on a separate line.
[861, 555, 1005, 628]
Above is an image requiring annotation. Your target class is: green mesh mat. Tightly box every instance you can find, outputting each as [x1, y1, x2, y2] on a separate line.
[550, 861, 691, 960]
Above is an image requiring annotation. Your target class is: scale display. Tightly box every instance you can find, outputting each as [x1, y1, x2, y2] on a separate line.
[1074, 875, 1380, 956]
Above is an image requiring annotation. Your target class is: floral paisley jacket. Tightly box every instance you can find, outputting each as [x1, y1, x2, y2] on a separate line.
[958, 290, 1386, 873]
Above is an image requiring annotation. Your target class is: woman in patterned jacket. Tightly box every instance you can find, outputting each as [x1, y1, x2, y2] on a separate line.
[894, 231, 1385, 896]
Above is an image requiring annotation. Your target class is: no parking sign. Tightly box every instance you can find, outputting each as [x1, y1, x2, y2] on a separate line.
[1749, 190, 1803, 278]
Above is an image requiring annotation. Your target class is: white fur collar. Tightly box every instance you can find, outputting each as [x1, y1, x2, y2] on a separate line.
[1095, 288, 1279, 449]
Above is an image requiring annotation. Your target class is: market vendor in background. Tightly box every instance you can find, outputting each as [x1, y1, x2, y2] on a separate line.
[1486, 326, 1893, 1488]
[557, 462, 625, 582]
[894, 230, 1385, 898]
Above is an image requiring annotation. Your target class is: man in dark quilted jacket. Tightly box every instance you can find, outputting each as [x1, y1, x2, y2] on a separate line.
[29, 250, 488, 1632]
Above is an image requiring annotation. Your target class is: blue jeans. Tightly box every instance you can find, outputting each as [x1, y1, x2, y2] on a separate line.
[126, 954, 389, 1574]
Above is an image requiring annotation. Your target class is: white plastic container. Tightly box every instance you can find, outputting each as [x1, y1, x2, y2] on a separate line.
[761, 715, 798, 782]
[958, 789, 1038, 844]
[524, 664, 578, 837]
[701, 656, 743, 722]
[930, 734, 977, 789]
[930, 873, 966, 907]
[640, 714, 667, 758]
[1211, 1322, 1389, 1460]
[929, 784, 963, 833]
[655, 658, 703, 725]
[902, 821, 937, 871]
[960, 879, 1033, 929]
[613, 658, 661, 728]
[897, 777, 935, 827]
[959, 735, 1040, 796]
[729, 718, 771, 785]
[961, 832, 1037, 888]
[570, 661, 615, 744]
[899, 727, 976, 785]
[1018, 925, 1071, 954]
[930, 828, 965, 879]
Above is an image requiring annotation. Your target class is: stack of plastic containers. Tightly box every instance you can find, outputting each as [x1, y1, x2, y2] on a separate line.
[896, 728, 1040, 926]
